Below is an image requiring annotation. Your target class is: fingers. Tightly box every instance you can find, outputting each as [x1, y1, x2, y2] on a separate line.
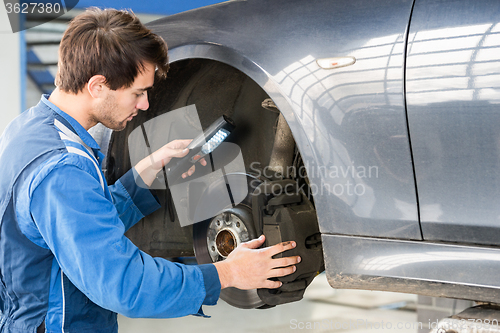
[161, 139, 192, 163]
[181, 165, 196, 178]
[274, 256, 301, 268]
[264, 280, 283, 289]
[192, 155, 208, 167]
[263, 256, 300, 289]
[179, 157, 208, 178]
[263, 266, 295, 289]
[167, 139, 192, 149]
[169, 147, 189, 159]
[241, 235, 265, 249]
[268, 265, 296, 279]
[265, 240, 296, 257]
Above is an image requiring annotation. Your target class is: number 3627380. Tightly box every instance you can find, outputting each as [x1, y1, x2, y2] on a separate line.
[5, 2, 62, 14]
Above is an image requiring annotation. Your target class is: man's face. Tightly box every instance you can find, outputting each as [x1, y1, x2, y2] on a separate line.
[93, 62, 155, 131]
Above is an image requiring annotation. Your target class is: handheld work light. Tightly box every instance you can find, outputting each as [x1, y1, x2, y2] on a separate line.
[166, 115, 235, 182]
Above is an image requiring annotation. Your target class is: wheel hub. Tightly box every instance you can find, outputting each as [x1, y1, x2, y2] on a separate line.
[207, 212, 250, 261]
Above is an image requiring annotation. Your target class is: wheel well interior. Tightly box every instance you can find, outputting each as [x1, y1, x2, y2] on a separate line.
[107, 58, 297, 258]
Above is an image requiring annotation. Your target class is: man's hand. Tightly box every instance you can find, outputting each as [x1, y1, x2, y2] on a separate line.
[134, 139, 207, 186]
[214, 235, 301, 290]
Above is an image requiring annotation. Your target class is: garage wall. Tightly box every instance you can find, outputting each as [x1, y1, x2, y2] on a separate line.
[0, 5, 22, 135]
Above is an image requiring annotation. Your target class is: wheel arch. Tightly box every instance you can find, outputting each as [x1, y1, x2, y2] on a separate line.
[105, 43, 322, 258]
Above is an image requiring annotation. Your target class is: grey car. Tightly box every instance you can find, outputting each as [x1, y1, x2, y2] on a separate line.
[102, 0, 500, 309]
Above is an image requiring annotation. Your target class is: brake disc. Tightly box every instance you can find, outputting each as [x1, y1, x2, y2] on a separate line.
[192, 173, 267, 309]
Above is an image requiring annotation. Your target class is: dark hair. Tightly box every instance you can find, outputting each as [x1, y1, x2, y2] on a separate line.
[55, 7, 169, 94]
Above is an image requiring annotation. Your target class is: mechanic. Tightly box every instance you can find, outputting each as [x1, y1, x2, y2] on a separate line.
[0, 8, 300, 333]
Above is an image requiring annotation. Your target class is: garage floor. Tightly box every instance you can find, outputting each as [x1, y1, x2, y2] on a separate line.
[118, 272, 421, 333]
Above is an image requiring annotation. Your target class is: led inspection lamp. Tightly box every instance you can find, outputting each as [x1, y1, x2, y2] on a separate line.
[165, 115, 236, 183]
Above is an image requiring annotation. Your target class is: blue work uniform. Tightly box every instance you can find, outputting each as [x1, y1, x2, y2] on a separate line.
[0, 95, 220, 333]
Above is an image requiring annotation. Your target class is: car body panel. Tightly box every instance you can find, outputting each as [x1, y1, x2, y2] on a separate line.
[406, 0, 500, 245]
[148, 0, 422, 240]
[323, 234, 500, 303]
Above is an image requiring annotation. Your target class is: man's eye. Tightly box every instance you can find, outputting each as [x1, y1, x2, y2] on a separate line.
[136, 92, 145, 97]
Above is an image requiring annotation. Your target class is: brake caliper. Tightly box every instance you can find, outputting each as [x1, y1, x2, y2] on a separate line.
[251, 179, 324, 306]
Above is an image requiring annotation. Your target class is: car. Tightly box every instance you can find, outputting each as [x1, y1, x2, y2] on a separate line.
[99, 0, 500, 309]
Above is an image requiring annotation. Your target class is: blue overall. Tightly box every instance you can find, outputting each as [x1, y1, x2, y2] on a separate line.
[0, 95, 220, 332]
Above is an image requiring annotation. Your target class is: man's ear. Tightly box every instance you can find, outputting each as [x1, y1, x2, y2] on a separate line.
[87, 75, 108, 99]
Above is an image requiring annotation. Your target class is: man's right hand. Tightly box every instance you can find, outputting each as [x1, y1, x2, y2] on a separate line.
[134, 139, 207, 186]
[213, 235, 301, 290]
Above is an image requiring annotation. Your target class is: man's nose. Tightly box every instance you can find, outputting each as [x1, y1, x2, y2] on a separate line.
[137, 92, 149, 111]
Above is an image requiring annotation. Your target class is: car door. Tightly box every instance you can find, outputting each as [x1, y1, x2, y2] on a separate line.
[406, 0, 500, 245]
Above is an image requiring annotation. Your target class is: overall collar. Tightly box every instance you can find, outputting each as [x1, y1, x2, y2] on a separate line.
[41, 94, 101, 151]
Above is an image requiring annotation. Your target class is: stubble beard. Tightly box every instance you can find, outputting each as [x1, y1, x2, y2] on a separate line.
[93, 93, 128, 131]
